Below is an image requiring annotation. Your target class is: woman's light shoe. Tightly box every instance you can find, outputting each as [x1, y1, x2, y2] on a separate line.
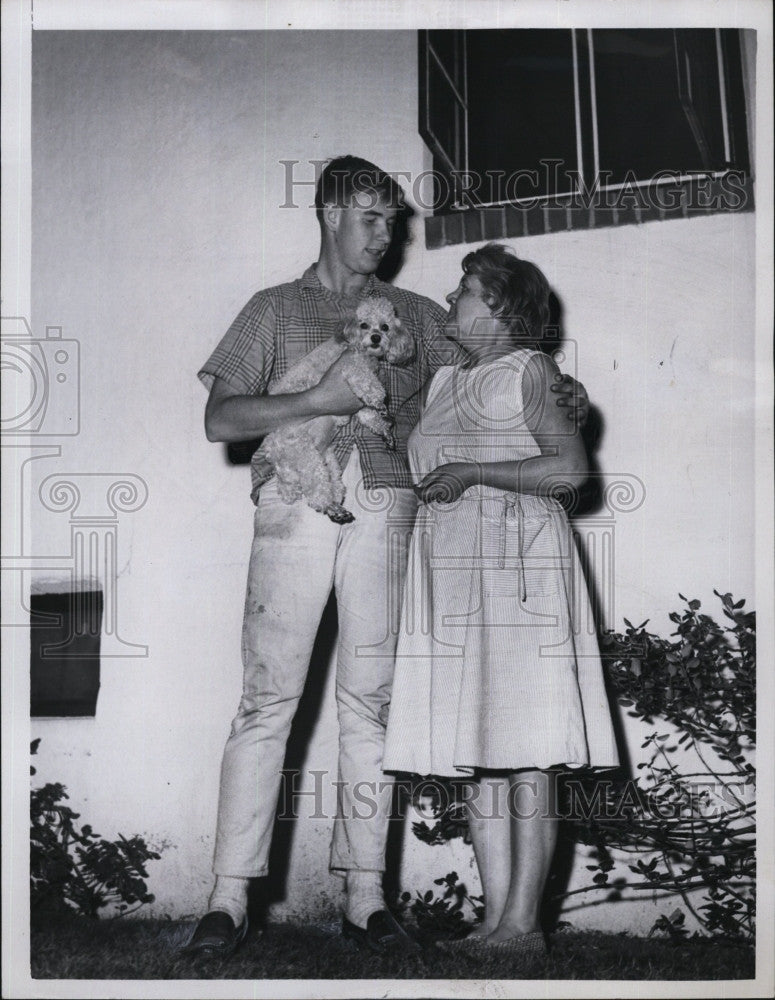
[485, 929, 547, 966]
[434, 933, 489, 952]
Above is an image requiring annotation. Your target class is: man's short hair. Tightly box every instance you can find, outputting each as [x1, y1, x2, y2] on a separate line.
[461, 243, 551, 343]
[315, 155, 404, 222]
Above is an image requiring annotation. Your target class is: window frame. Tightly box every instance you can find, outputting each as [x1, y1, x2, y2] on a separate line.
[418, 27, 751, 214]
[419, 30, 469, 180]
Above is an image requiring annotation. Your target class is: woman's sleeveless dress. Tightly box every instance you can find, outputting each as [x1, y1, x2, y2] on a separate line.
[382, 350, 619, 776]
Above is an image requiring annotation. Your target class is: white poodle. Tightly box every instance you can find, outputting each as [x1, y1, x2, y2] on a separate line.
[259, 296, 415, 523]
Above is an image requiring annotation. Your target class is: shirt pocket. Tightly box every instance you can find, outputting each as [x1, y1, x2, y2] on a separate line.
[386, 364, 422, 416]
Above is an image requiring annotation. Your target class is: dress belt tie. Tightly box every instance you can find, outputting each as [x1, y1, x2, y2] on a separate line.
[498, 494, 527, 603]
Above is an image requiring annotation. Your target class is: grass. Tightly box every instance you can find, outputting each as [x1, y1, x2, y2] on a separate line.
[30, 916, 755, 982]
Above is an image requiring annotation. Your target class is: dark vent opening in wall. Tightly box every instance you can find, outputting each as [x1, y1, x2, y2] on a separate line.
[30, 590, 103, 717]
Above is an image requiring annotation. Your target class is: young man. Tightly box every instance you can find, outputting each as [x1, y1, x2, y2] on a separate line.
[188, 156, 583, 958]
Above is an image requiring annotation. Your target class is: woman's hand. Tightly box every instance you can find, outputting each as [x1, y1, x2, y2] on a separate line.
[550, 372, 589, 426]
[414, 462, 478, 504]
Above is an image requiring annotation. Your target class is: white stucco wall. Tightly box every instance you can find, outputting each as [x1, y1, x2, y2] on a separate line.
[26, 30, 755, 935]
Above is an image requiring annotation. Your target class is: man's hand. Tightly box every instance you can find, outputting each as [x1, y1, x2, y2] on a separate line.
[414, 462, 478, 504]
[550, 372, 589, 426]
[309, 355, 363, 417]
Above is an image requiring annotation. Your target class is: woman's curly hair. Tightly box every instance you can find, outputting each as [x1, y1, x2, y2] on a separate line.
[461, 243, 551, 344]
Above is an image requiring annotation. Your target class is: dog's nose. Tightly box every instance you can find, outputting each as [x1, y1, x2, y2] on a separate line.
[370, 333, 382, 345]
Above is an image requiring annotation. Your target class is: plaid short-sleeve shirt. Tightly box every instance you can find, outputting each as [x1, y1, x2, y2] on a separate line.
[198, 265, 461, 501]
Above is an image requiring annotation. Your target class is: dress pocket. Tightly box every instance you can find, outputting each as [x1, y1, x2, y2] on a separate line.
[515, 515, 562, 599]
[479, 498, 563, 600]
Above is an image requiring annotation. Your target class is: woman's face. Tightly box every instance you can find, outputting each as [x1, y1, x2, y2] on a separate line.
[444, 272, 495, 352]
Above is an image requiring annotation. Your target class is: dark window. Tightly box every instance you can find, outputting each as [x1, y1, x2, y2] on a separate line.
[466, 30, 579, 200]
[419, 28, 750, 212]
[30, 591, 102, 717]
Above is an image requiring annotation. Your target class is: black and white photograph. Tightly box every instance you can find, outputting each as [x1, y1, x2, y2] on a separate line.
[2, 1, 773, 998]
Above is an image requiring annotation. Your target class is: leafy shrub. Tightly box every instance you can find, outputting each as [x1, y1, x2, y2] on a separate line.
[30, 740, 161, 922]
[576, 591, 755, 939]
[397, 871, 483, 940]
[408, 592, 756, 941]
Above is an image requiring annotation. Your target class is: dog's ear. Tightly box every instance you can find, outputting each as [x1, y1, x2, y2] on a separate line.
[385, 324, 415, 365]
[338, 316, 359, 345]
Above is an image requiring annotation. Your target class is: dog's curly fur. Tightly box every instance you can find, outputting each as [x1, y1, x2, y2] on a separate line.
[259, 296, 414, 523]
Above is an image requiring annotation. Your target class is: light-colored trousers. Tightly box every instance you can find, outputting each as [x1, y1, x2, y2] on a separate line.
[213, 451, 418, 876]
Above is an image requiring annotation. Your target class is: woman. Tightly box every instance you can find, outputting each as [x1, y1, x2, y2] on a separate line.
[383, 243, 619, 960]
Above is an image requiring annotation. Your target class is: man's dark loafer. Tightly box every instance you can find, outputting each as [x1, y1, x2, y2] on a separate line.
[182, 910, 248, 959]
[342, 910, 422, 956]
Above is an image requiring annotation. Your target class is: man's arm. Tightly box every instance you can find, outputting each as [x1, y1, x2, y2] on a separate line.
[550, 372, 589, 425]
[204, 354, 364, 443]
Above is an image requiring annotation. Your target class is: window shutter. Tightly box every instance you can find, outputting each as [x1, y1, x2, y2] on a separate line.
[674, 29, 725, 170]
[419, 30, 468, 183]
